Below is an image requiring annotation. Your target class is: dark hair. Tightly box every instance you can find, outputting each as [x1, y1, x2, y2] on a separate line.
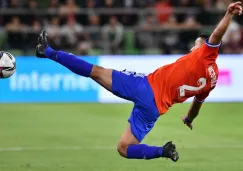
[199, 33, 210, 40]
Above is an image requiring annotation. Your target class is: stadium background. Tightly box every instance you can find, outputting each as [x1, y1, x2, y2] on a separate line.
[1, 0, 243, 171]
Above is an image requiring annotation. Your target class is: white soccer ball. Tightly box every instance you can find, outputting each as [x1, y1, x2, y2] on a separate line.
[0, 51, 16, 78]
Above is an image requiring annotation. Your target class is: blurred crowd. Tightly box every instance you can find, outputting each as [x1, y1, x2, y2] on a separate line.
[0, 0, 243, 55]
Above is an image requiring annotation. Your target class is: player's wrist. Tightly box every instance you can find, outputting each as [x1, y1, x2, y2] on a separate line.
[226, 11, 234, 17]
[185, 116, 192, 124]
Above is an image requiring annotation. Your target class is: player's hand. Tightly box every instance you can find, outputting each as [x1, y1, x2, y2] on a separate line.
[227, 1, 242, 16]
[181, 115, 193, 130]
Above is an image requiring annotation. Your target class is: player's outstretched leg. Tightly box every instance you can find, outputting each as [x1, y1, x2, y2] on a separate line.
[117, 124, 179, 162]
[36, 30, 113, 91]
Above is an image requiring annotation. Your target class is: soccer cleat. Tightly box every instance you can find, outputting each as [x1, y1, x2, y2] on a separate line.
[35, 30, 48, 58]
[162, 141, 179, 162]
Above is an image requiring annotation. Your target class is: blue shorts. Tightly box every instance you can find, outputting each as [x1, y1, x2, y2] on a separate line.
[112, 70, 160, 142]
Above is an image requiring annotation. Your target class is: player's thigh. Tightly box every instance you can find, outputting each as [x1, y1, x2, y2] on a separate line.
[90, 65, 113, 91]
[91, 68, 147, 102]
[112, 70, 145, 102]
[117, 123, 139, 157]
[128, 105, 159, 142]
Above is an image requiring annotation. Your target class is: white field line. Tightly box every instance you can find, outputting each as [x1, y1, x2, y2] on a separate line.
[0, 146, 115, 152]
[0, 144, 243, 152]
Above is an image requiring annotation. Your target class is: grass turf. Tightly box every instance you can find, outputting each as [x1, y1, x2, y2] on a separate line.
[0, 103, 243, 171]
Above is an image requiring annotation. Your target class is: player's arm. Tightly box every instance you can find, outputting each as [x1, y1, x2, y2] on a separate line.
[208, 1, 242, 45]
[181, 91, 211, 130]
[181, 97, 203, 130]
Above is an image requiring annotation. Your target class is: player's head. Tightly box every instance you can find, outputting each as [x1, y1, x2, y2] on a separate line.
[190, 33, 210, 52]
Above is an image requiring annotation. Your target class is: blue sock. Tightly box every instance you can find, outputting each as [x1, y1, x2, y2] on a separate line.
[45, 46, 93, 77]
[127, 144, 163, 160]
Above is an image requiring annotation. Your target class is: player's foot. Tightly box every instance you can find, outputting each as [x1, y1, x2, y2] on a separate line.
[36, 30, 48, 58]
[162, 141, 179, 162]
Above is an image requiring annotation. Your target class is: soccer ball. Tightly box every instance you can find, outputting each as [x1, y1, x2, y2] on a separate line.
[0, 51, 16, 78]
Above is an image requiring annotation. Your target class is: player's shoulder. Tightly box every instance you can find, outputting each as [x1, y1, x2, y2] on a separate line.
[199, 39, 221, 52]
[197, 39, 221, 60]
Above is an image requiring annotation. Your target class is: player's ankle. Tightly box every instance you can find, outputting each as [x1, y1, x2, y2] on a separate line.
[157, 147, 164, 157]
[45, 46, 57, 59]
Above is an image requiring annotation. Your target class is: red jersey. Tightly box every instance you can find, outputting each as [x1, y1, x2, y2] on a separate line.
[147, 43, 220, 115]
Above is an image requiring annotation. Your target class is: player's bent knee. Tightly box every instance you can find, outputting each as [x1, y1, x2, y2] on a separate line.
[117, 141, 128, 158]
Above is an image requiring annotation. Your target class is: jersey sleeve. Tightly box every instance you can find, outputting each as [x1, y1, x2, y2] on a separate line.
[205, 39, 221, 49]
[195, 88, 214, 102]
[200, 39, 221, 61]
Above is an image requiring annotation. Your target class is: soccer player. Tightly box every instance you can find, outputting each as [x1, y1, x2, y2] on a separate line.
[36, 2, 242, 162]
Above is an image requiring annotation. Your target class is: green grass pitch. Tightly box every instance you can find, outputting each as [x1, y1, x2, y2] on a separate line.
[0, 103, 243, 171]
